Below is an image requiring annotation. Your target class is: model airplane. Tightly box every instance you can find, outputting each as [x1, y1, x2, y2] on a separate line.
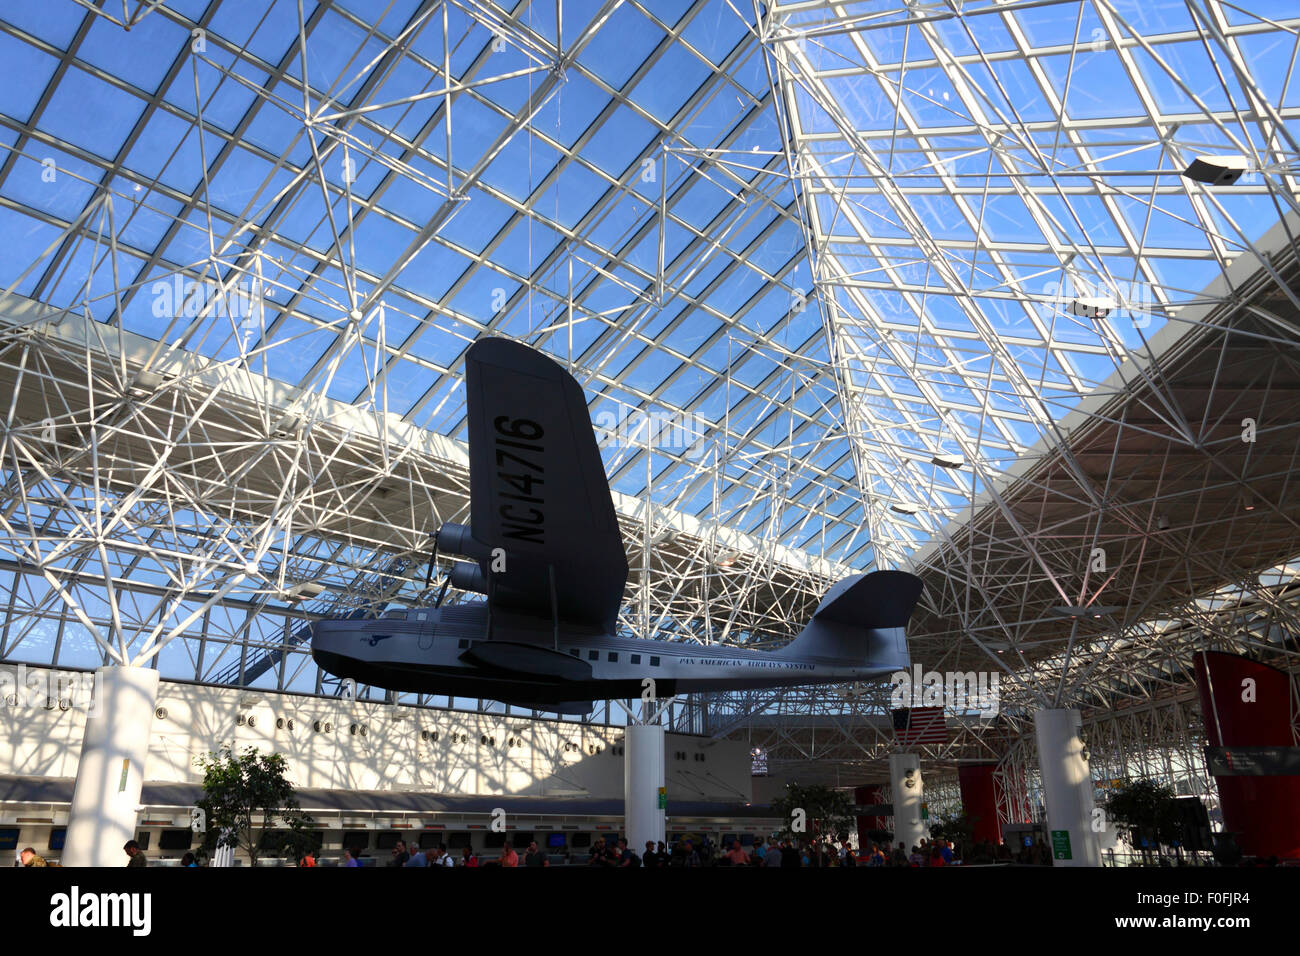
[311, 337, 923, 714]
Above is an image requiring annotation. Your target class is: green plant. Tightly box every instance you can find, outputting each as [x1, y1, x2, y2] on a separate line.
[769, 782, 854, 843]
[1104, 779, 1180, 854]
[927, 811, 973, 847]
[194, 745, 315, 866]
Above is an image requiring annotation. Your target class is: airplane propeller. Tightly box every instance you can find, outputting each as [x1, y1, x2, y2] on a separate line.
[424, 526, 453, 609]
[423, 528, 440, 590]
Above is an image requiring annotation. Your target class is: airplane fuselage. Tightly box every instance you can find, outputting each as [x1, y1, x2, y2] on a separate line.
[311, 602, 899, 711]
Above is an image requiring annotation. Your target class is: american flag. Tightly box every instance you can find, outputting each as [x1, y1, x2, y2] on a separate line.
[891, 707, 948, 746]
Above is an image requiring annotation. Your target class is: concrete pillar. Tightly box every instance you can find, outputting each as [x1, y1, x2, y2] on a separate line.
[63, 666, 159, 867]
[888, 752, 928, 851]
[623, 724, 665, 853]
[1033, 707, 1100, 867]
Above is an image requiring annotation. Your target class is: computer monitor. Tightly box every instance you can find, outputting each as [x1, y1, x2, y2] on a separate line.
[48, 828, 67, 851]
[447, 832, 472, 850]
[0, 828, 17, 851]
[342, 831, 369, 850]
[571, 833, 591, 849]
[546, 833, 567, 849]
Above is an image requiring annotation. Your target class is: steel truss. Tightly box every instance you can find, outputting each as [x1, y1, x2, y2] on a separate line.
[0, 2, 1296, 774]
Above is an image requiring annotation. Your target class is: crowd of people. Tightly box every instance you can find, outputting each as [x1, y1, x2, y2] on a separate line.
[359, 834, 1034, 867]
[15, 833, 1051, 868]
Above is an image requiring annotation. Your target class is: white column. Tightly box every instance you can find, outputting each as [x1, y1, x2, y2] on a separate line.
[888, 752, 928, 851]
[63, 666, 159, 867]
[623, 724, 665, 853]
[1034, 707, 1100, 867]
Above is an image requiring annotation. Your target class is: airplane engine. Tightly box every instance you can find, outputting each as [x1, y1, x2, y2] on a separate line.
[449, 561, 488, 594]
[437, 523, 489, 562]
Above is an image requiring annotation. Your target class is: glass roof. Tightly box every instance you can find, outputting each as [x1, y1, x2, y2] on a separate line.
[769, 0, 1300, 568]
[0, 0, 1296, 664]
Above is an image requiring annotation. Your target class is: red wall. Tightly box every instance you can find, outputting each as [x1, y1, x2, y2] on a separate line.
[958, 763, 1001, 844]
[1194, 650, 1300, 859]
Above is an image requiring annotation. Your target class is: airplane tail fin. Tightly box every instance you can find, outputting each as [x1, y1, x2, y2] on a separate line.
[775, 570, 923, 669]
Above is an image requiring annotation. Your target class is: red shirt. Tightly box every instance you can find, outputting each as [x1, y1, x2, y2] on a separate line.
[501, 848, 519, 867]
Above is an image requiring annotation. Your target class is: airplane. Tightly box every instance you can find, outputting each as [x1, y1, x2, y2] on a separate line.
[311, 337, 924, 715]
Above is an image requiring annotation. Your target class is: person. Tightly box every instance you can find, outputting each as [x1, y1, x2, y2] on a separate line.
[724, 841, 749, 867]
[752, 838, 766, 864]
[656, 841, 668, 866]
[124, 840, 147, 867]
[761, 841, 782, 867]
[929, 845, 946, 867]
[299, 849, 317, 867]
[20, 847, 47, 867]
[892, 842, 908, 867]
[434, 843, 455, 867]
[460, 846, 478, 867]
[524, 841, 549, 867]
[588, 837, 607, 866]
[500, 841, 519, 867]
[404, 846, 428, 867]
[642, 840, 661, 868]
[867, 843, 885, 867]
[389, 840, 409, 867]
[180, 852, 198, 868]
[680, 839, 701, 867]
[940, 840, 954, 865]
[616, 838, 639, 867]
[908, 845, 924, 867]
[780, 840, 801, 868]
[343, 846, 363, 867]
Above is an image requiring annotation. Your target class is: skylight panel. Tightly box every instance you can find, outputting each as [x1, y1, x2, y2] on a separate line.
[577, 2, 664, 89]
[629, 40, 713, 124]
[80, 12, 189, 95]
[40, 65, 146, 158]
[480, 129, 562, 201]
[0, 35, 58, 124]
[530, 70, 610, 149]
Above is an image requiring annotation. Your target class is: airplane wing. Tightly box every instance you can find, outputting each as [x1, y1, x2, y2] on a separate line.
[464, 337, 628, 632]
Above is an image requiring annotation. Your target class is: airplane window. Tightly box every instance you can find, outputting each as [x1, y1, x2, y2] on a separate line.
[649, 656, 660, 666]
[607, 652, 617, 662]
[588, 650, 599, 661]
[630, 654, 640, 665]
